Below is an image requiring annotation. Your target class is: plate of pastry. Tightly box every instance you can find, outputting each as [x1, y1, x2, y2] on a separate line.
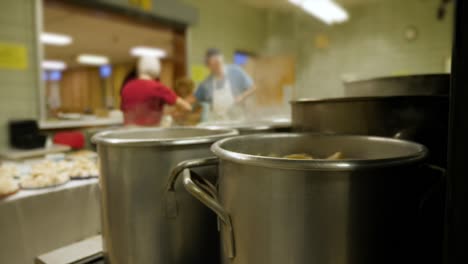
[0, 164, 20, 198]
[0, 175, 19, 199]
[68, 158, 99, 179]
[20, 160, 70, 189]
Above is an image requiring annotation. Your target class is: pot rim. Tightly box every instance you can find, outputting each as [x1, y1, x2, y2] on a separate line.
[343, 73, 449, 85]
[211, 133, 428, 171]
[290, 95, 448, 104]
[198, 119, 291, 131]
[92, 127, 238, 147]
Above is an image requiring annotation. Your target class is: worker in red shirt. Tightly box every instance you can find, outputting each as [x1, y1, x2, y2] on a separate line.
[121, 56, 192, 126]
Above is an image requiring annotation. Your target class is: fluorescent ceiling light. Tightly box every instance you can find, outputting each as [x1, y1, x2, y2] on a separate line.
[41, 32, 73, 46]
[42, 60, 67, 70]
[77, 54, 110, 66]
[289, 0, 349, 25]
[130, 46, 167, 58]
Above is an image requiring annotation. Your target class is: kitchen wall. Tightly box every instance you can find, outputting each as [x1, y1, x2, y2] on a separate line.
[262, 0, 454, 99]
[0, 0, 41, 149]
[182, 0, 268, 65]
[93, 0, 198, 25]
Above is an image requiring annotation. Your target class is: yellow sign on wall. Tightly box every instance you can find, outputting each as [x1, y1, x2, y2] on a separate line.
[191, 65, 210, 84]
[128, 0, 152, 11]
[0, 42, 28, 70]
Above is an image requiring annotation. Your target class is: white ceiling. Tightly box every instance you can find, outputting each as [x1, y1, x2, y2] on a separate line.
[44, 3, 175, 68]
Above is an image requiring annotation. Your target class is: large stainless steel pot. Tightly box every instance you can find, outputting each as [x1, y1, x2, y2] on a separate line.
[198, 118, 291, 134]
[344, 74, 449, 97]
[92, 127, 238, 264]
[291, 95, 449, 167]
[171, 133, 444, 264]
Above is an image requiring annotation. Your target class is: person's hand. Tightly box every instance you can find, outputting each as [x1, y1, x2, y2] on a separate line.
[234, 85, 256, 105]
[170, 108, 188, 124]
[176, 97, 193, 112]
[234, 95, 244, 105]
[185, 95, 197, 104]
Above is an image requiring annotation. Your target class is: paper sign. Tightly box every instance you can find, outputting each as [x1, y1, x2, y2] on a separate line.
[191, 64, 209, 83]
[0, 42, 28, 70]
[128, 0, 152, 11]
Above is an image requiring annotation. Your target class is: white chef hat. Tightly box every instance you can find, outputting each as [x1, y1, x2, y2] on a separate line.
[137, 56, 161, 79]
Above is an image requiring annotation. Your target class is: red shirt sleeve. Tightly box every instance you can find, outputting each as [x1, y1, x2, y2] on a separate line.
[152, 83, 178, 105]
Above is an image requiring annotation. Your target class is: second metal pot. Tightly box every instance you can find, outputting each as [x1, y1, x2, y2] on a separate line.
[197, 118, 291, 134]
[344, 74, 450, 97]
[291, 95, 449, 167]
[173, 133, 443, 264]
[93, 127, 238, 264]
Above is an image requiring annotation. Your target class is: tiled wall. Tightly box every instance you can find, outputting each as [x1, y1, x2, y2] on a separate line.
[183, 0, 267, 65]
[96, 0, 198, 25]
[0, 0, 40, 149]
[263, 0, 454, 99]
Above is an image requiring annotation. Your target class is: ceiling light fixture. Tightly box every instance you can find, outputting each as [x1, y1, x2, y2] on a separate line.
[77, 54, 110, 66]
[289, 0, 349, 25]
[130, 46, 167, 58]
[41, 32, 73, 46]
[42, 60, 67, 70]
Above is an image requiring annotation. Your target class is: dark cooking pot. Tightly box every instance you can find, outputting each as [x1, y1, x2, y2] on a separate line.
[344, 74, 449, 97]
[291, 95, 449, 167]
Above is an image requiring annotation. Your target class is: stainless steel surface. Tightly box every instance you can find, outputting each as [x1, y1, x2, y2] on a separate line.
[35, 235, 102, 264]
[182, 169, 235, 259]
[197, 119, 291, 134]
[344, 74, 449, 97]
[93, 127, 238, 264]
[93, 126, 238, 146]
[166, 156, 219, 192]
[291, 95, 449, 167]
[164, 157, 219, 218]
[181, 133, 442, 264]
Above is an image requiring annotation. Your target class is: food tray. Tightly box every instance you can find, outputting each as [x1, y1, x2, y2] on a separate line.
[0, 189, 19, 199]
[70, 175, 98, 180]
[20, 180, 70, 190]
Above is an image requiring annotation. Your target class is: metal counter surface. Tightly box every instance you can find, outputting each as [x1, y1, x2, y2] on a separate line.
[0, 179, 100, 264]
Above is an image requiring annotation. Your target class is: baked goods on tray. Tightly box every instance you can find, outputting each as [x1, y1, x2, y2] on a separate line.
[0, 163, 20, 178]
[21, 170, 69, 189]
[69, 158, 99, 179]
[67, 150, 97, 159]
[20, 161, 70, 189]
[0, 176, 19, 198]
[0, 164, 20, 198]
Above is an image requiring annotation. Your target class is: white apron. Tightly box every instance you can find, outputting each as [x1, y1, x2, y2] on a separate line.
[212, 77, 235, 120]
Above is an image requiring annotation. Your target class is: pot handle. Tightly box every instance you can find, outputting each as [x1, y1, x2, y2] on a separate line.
[182, 168, 236, 259]
[166, 157, 219, 192]
[393, 127, 418, 140]
[419, 164, 446, 210]
[164, 157, 219, 218]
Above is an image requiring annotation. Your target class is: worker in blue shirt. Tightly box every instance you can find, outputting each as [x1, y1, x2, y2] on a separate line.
[194, 48, 256, 120]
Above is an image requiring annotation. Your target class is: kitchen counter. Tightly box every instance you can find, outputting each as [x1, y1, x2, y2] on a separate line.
[39, 116, 123, 130]
[0, 178, 100, 264]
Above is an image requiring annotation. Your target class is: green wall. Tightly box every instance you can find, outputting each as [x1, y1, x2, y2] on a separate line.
[263, 0, 454, 99]
[183, 0, 267, 66]
[95, 0, 198, 25]
[0, 0, 41, 149]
